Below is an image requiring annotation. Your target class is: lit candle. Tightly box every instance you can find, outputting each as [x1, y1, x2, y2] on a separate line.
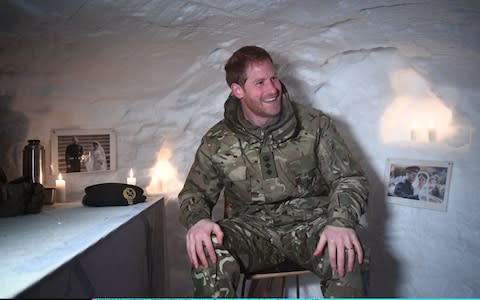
[127, 168, 136, 185]
[428, 120, 436, 142]
[55, 173, 66, 203]
[410, 120, 418, 141]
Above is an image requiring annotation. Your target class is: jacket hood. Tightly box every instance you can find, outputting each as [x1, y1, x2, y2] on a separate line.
[223, 83, 298, 143]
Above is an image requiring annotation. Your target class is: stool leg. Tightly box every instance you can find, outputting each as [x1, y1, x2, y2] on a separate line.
[296, 275, 300, 298]
[247, 279, 259, 297]
[241, 276, 247, 297]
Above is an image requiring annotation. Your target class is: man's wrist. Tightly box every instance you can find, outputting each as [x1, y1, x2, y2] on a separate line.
[326, 217, 356, 229]
[187, 216, 211, 229]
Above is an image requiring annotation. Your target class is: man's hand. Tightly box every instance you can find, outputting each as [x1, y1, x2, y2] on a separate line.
[186, 219, 224, 269]
[313, 225, 363, 277]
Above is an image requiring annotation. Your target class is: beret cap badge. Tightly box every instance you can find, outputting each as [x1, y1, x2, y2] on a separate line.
[122, 187, 137, 205]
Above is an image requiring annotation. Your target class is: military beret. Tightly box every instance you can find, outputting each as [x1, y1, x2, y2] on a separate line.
[82, 183, 146, 207]
[405, 166, 420, 173]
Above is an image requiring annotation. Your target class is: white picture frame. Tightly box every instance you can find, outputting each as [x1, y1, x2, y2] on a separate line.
[51, 128, 116, 175]
[385, 158, 453, 212]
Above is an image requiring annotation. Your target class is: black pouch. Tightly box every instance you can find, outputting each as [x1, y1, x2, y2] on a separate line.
[0, 176, 45, 217]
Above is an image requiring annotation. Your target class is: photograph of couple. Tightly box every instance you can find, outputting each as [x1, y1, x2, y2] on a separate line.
[59, 135, 110, 173]
[386, 159, 452, 211]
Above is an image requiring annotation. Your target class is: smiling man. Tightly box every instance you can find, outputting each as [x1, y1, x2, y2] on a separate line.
[178, 45, 369, 297]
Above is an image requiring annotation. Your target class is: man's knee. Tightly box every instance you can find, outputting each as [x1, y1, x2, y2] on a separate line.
[321, 262, 367, 297]
[192, 242, 241, 297]
[320, 248, 370, 298]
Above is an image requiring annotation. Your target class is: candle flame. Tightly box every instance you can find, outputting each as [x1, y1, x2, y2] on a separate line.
[146, 147, 183, 198]
[129, 168, 134, 178]
[380, 68, 454, 143]
[58, 173, 63, 180]
[411, 120, 418, 129]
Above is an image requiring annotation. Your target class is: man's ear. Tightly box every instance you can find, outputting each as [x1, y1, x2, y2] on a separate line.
[231, 83, 244, 99]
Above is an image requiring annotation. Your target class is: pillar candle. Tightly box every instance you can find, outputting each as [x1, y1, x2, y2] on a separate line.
[55, 173, 66, 203]
[410, 120, 418, 142]
[127, 168, 136, 185]
[428, 120, 436, 142]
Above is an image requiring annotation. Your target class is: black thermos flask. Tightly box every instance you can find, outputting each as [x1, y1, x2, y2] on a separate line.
[22, 139, 45, 184]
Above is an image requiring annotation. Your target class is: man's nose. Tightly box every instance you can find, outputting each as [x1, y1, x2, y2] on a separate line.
[265, 79, 279, 94]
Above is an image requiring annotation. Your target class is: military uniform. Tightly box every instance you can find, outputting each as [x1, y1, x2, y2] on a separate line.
[393, 180, 418, 199]
[179, 86, 369, 297]
[65, 143, 83, 172]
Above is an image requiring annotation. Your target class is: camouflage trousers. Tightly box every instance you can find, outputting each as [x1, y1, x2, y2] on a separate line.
[191, 216, 369, 298]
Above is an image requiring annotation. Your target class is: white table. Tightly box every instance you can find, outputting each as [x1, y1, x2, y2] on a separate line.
[0, 198, 165, 298]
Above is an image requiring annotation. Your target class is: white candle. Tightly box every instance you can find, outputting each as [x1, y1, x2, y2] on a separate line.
[127, 168, 136, 185]
[410, 120, 418, 142]
[55, 173, 66, 203]
[428, 120, 436, 142]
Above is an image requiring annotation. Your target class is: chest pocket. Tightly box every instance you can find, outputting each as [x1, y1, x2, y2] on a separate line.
[221, 157, 252, 205]
[286, 155, 319, 196]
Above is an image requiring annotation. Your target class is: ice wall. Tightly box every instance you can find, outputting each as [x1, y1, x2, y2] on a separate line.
[1, 0, 479, 297]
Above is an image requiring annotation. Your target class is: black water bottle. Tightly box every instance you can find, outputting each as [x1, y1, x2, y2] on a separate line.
[22, 139, 45, 184]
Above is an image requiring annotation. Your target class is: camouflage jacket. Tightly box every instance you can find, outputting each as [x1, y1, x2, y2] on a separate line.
[179, 87, 368, 230]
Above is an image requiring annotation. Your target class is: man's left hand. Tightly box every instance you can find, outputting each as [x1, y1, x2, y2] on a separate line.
[313, 225, 363, 277]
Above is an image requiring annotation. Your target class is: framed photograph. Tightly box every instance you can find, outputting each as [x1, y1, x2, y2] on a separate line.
[51, 129, 116, 175]
[385, 158, 453, 212]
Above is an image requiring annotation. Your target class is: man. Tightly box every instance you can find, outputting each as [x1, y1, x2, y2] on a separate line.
[178, 46, 369, 297]
[65, 136, 83, 173]
[393, 166, 419, 199]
